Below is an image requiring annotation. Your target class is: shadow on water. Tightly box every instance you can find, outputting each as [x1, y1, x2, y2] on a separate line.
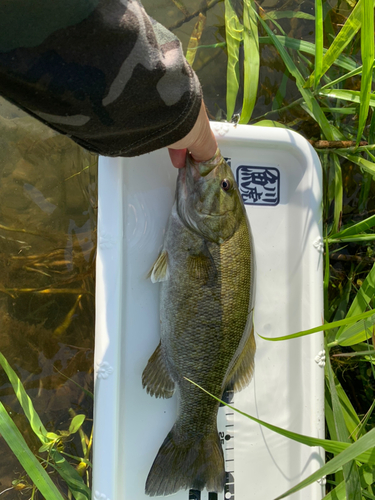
[0, 96, 97, 497]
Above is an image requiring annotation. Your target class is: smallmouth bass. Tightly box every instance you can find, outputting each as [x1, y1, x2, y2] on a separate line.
[143, 149, 255, 496]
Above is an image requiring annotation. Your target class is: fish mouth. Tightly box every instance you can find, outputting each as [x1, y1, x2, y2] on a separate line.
[199, 211, 229, 217]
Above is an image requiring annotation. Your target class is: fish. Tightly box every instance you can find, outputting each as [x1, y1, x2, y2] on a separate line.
[142, 149, 255, 496]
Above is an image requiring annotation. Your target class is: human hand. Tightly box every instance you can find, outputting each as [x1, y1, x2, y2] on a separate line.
[167, 100, 218, 169]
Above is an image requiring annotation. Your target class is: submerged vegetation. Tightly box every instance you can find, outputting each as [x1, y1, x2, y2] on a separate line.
[1, 0, 375, 498]
[0, 100, 96, 499]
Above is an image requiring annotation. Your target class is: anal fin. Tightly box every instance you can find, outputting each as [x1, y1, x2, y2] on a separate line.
[142, 342, 175, 398]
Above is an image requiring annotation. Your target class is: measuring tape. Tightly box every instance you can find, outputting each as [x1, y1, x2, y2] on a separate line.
[188, 389, 235, 500]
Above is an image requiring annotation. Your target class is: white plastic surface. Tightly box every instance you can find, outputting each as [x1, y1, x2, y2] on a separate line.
[93, 124, 324, 500]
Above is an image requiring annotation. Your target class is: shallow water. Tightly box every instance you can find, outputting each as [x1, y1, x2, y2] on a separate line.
[0, 97, 96, 497]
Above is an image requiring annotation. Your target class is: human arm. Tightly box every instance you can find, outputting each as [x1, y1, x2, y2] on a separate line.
[168, 100, 218, 168]
[0, 0, 215, 161]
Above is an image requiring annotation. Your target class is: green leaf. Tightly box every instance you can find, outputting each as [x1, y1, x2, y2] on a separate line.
[239, 0, 259, 124]
[326, 234, 375, 243]
[338, 152, 375, 179]
[0, 351, 48, 443]
[320, 65, 364, 90]
[259, 308, 375, 341]
[357, 0, 374, 144]
[325, 368, 362, 440]
[325, 340, 361, 499]
[323, 479, 346, 499]
[258, 36, 358, 71]
[314, 0, 323, 88]
[0, 351, 90, 500]
[49, 450, 91, 500]
[266, 10, 315, 20]
[329, 214, 375, 239]
[185, 378, 375, 464]
[335, 314, 375, 346]
[224, 0, 243, 120]
[69, 415, 86, 435]
[306, 0, 366, 87]
[335, 263, 375, 343]
[319, 88, 375, 107]
[256, 13, 338, 140]
[332, 154, 343, 234]
[274, 428, 375, 499]
[0, 402, 65, 500]
[255, 120, 289, 128]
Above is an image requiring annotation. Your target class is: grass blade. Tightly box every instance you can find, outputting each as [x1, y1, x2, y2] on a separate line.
[259, 36, 357, 71]
[224, 0, 243, 120]
[185, 13, 206, 67]
[239, 0, 259, 124]
[266, 10, 315, 20]
[320, 65, 364, 90]
[338, 152, 375, 178]
[306, 0, 365, 87]
[0, 402, 65, 500]
[0, 351, 90, 500]
[274, 427, 375, 499]
[319, 88, 375, 107]
[49, 450, 91, 500]
[256, 13, 338, 140]
[357, 0, 374, 144]
[314, 0, 324, 88]
[259, 308, 375, 341]
[335, 315, 374, 346]
[185, 378, 375, 464]
[335, 263, 375, 342]
[325, 341, 361, 499]
[0, 351, 48, 443]
[332, 154, 343, 233]
[329, 214, 375, 239]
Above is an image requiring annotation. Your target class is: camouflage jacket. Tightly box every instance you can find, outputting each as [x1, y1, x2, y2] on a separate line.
[0, 0, 202, 156]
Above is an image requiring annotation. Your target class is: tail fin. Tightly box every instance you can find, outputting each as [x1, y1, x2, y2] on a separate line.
[145, 427, 225, 496]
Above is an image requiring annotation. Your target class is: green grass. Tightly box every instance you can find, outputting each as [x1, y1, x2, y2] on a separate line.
[0, 352, 91, 499]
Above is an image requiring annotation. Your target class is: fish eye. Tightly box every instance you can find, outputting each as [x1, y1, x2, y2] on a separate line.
[221, 179, 231, 191]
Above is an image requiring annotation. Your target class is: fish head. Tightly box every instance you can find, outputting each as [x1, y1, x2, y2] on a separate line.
[176, 150, 244, 244]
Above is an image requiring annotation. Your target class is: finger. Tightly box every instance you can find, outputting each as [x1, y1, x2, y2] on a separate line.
[168, 148, 187, 169]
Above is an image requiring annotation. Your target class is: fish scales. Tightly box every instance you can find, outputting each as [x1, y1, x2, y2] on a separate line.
[143, 150, 255, 497]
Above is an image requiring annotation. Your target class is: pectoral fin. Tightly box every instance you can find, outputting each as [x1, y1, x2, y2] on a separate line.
[224, 323, 256, 393]
[187, 242, 216, 281]
[147, 250, 169, 283]
[187, 254, 214, 281]
[142, 342, 175, 398]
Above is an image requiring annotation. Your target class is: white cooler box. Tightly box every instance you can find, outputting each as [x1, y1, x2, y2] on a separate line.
[93, 124, 324, 500]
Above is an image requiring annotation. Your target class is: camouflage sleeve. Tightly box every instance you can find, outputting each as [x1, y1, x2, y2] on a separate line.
[0, 0, 202, 156]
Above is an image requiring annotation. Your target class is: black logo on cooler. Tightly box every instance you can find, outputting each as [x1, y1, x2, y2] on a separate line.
[236, 166, 280, 206]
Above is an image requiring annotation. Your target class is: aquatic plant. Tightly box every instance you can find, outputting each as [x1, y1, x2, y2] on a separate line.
[0, 351, 92, 500]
